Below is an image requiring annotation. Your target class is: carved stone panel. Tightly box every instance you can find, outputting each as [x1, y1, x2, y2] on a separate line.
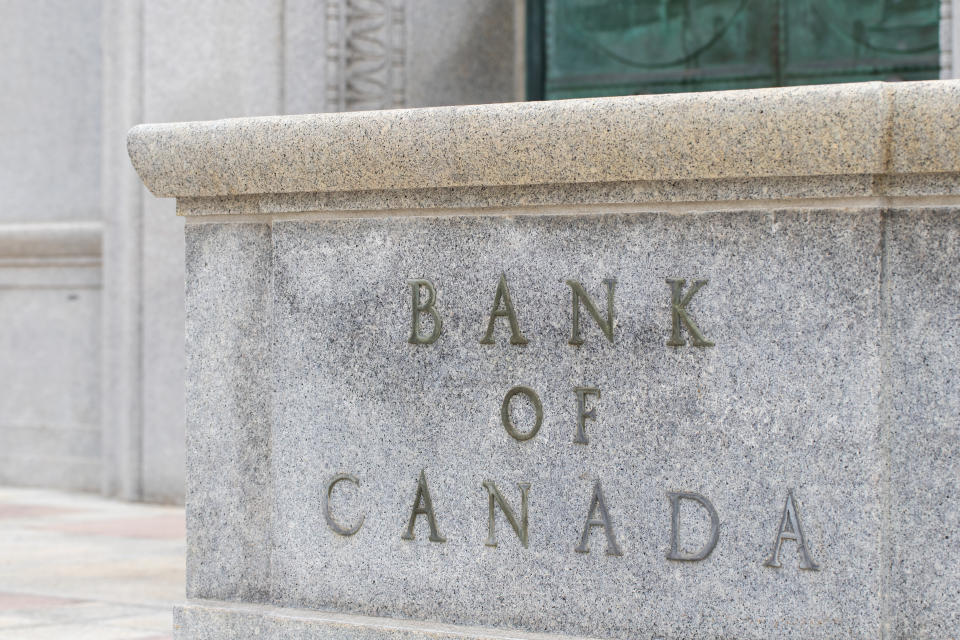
[326, 0, 406, 111]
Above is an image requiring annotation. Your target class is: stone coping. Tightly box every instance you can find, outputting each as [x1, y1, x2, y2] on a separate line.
[128, 81, 960, 206]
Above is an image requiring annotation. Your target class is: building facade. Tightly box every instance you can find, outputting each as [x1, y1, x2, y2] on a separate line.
[0, 0, 520, 502]
[0, 0, 957, 502]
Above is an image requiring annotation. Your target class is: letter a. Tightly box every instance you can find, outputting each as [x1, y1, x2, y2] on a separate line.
[408, 280, 442, 345]
[480, 274, 528, 345]
[765, 489, 819, 570]
[575, 480, 623, 556]
[401, 470, 446, 542]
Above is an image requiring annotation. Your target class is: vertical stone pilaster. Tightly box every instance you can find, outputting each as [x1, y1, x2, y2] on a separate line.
[100, 0, 144, 501]
[941, 0, 953, 78]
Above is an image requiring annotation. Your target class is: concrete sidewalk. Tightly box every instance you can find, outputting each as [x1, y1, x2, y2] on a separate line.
[0, 487, 184, 639]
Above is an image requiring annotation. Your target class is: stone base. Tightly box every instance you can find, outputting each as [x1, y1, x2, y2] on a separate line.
[142, 82, 960, 640]
[174, 601, 604, 640]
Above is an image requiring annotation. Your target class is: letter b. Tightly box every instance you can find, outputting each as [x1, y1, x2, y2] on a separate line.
[408, 279, 442, 345]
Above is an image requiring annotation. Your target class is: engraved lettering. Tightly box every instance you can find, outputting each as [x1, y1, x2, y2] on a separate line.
[573, 387, 600, 445]
[400, 470, 446, 542]
[500, 385, 543, 441]
[324, 473, 365, 536]
[566, 279, 616, 345]
[407, 279, 442, 345]
[764, 489, 819, 570]
[665, 279, 714, 347]
[481, 481, 531, 548]
[666, 491, 719, 561]
[575, 480, 623, 556]
[480, 273, 528, 345]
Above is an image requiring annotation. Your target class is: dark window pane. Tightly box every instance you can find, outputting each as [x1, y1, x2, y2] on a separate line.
[536, 0, 940, 99]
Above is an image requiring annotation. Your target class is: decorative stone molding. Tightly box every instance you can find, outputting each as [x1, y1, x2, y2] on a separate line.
[129, 81, 960, 204]
[325, 0, 406, 111]
[0, 222, 102, 266]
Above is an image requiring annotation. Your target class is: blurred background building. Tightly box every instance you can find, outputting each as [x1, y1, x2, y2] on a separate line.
[0, 0, 950, 504]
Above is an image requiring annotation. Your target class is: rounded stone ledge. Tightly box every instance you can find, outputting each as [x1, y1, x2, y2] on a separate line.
[129, 81, 960, 202]
[0, 221, 102, 259]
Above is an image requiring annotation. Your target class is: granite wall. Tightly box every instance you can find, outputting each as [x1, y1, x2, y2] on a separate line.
[130, 81, 960, 638]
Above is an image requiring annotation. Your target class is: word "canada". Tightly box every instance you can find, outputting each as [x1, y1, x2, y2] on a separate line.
[324, 473, 820, 571]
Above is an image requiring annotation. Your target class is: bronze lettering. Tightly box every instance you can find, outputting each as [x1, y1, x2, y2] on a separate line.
[573, 387, 600, 445]
[482, 481, 531, 548]
[666, 278, 714, 347]
[480, 273, 528, 345]
[407, 279, 442, 345]
[566, 279, 616, 345]
[500, 385, 543, 442]
[764, 489, 819, 570]
[666, 491, 719, 561]
[324, 473, 365, 537]
[575, 480, 623, 556]
[400, 470, 446, 542]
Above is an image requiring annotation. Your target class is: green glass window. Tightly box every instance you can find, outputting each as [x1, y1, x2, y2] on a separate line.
[528, 0, 941, 99]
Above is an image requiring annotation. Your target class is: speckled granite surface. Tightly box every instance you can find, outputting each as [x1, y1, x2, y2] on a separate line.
[128, 82, 960, 639]
[263, 210, 882, 639]
[129, 81, 960, 203]
[884, 209, 960, 639]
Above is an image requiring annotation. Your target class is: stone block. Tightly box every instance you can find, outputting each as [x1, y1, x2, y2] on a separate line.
[185, 222, 272, 601]
[885, 208, 960, 637]
[129, 81, 960, 638]
[264, 210, 881, 638]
